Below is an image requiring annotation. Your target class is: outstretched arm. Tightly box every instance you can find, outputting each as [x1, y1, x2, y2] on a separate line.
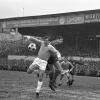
[24, 35, 43, 46]
[48, 44, 61, 58]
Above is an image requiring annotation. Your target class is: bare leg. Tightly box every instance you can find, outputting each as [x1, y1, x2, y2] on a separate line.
[27, 64, 39, 74]
[49, 64, 55, 82]
[36, 70, 44, 98]
[49, 64, 57, 90]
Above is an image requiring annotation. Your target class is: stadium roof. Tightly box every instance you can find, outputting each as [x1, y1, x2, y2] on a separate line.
[0, 9, 100, 21]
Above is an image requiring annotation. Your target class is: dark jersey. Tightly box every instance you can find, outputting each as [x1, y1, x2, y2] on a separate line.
[46, 55, 58, 72]
[47, 55, 58, 64]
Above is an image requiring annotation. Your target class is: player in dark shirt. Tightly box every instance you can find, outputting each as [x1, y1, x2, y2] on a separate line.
[46, 51, 62, 91]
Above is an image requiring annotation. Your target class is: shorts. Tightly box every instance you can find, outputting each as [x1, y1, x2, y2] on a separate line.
[48, 55, 58, 64]
[29, 57, 47, 71]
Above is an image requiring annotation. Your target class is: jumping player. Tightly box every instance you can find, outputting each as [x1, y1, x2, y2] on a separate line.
[24, 35, 64, 98]
[46, 49, 62, 91]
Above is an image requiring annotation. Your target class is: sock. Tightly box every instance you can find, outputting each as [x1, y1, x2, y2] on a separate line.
[36, 81, 43, 93]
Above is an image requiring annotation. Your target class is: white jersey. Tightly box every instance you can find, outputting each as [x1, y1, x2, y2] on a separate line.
[38, 43, 59, 61]
[25, 36, 59, 62]
[38, 43, 50, 61]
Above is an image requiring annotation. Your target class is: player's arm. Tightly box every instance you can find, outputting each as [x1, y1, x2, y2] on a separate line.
[24, 35, 43, 46]
[69, 62, 75, 72]
[48, 45, 61, 59]
[56, 50, 61, 59]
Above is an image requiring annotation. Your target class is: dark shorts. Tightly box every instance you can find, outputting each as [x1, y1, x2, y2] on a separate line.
[46, 63, 50, 71]
[48, 55, 58, 64]
[46, 55, 58, 71]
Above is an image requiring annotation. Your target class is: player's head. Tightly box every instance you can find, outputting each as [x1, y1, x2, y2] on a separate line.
[44, 38, 50, 46]
[28, 43, 36, 51]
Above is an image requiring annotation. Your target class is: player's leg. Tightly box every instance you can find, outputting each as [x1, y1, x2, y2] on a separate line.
[49, 64, 55, 82]
[27, 63, 39, 74]
[49, 64, 57, 90]
[68, 71, 74, 86]
[66, 74, 71, 86]
[51, 61, 62, 86]
[58, 74, 64, 86]
[65, 70, 74, 86]
[54, 61, 63, 73]
[35, 60, 47, 98]
[45, 63, 50, 77]
[52, 68, 60, 86]
[36, 70, 44, 98]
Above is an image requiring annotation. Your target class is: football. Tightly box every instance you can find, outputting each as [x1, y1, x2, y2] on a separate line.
[28, 43, 36, 51]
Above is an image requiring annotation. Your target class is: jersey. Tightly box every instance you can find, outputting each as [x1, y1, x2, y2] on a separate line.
[38, 43, 50, 61]
[61, 61, 72, 70]
[27, 36, 59, 62]
[38, 43, 59, 62]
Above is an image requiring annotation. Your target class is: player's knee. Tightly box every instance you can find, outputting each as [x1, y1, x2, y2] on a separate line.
[27, 68, 33, 74]
[39, 75, 43, 82]
[38, 71, 44, 81]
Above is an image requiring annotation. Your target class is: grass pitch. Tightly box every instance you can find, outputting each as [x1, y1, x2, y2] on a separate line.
[0, 70, 100, 100]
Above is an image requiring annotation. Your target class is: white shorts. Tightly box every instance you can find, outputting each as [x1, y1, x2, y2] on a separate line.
[63, 69, 70, 77]
[29, 57, 47, 71]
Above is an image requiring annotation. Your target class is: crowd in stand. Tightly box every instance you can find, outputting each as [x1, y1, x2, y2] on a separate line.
[0, 32, 100, 77]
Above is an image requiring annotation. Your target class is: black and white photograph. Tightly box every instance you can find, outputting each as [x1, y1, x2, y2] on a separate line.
[0, 0, 100, 100]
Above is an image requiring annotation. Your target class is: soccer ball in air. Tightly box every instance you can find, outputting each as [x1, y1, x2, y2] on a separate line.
[28, 43, 36, 51]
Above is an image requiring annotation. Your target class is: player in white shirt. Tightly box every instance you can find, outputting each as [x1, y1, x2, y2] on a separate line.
[25, 36, 64, 98]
